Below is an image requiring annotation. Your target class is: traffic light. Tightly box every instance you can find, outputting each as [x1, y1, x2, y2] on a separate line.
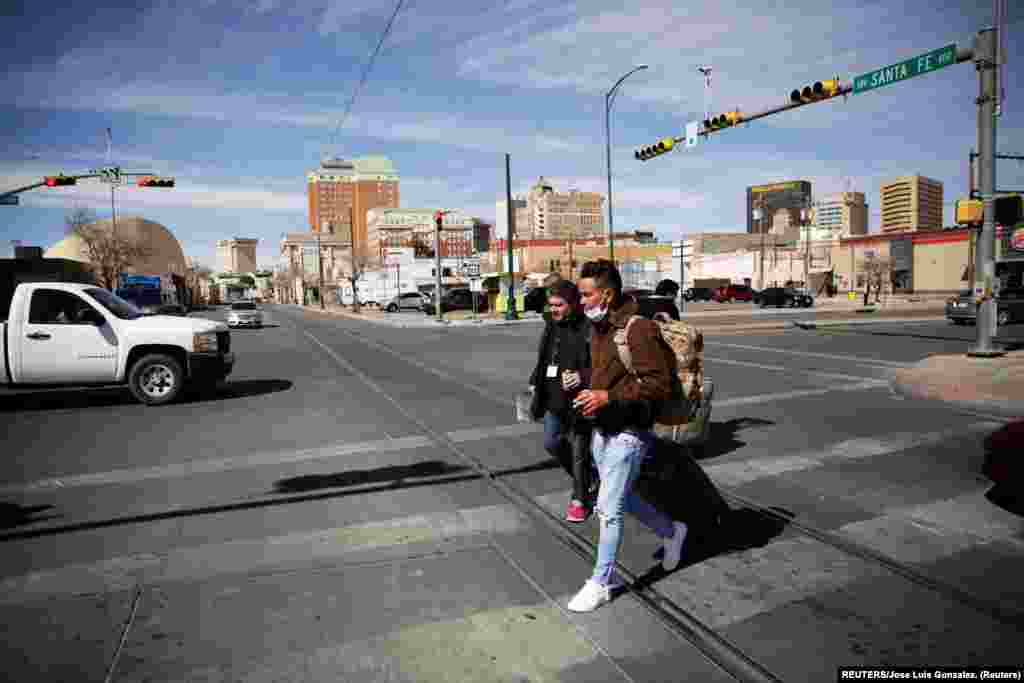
[955, 198, 983, 225]
[994, 194, 1023, 226]
[702, 111, 742, 132]
[634, 137, 675, 161]
[789, 79, 841, 104]
[44, 175, 76, 187]
[137, 176, 175, 188]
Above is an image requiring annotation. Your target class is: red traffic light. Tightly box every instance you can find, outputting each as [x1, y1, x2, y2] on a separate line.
[44, 175, 76, 187]
[138, 176, 175, 188]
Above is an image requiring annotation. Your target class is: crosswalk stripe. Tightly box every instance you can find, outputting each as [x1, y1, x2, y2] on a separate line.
[711, 342, 911, 369]
[703, 422, 1000, 487]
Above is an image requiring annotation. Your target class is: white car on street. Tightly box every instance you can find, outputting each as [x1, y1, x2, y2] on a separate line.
[227, 301, 263, 328]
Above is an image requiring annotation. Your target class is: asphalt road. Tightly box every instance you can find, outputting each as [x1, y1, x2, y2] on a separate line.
[1, 305, 1022, 682]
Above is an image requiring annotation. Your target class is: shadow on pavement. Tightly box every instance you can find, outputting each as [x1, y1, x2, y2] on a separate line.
[696, 418, 776, 460]
[272, 458, 563, 495]
[0, 379, 293, 411]
[0, 502, 60, 529]
[815, 325, 1024, 348]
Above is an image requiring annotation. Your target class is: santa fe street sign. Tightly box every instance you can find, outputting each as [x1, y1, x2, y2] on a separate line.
[853, 44, 957, 95]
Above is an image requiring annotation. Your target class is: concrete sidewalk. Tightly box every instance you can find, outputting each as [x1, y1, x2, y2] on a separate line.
[891, 350, 1024, 418]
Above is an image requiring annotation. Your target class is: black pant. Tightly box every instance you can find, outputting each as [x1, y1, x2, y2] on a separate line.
[543, 410, 595, 503]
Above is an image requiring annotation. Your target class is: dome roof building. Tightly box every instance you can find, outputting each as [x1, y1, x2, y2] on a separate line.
[46, 217, 187, 276]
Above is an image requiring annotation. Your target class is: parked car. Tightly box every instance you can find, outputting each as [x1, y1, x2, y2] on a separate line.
[624, 289, 680, 321]
[712, 284, 755, 303]
[1, 282, 233, 406]
[421, 288, 488, 314]
[684, 287, 715, 302]
[946, 288, 1024, 326]
[758, 287, 814, 308]
[227, 301, 263, 328]
[156, 304, 188, 317]
[384, 292, 426, 313]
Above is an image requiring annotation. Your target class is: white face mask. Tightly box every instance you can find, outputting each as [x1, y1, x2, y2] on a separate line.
[584, 304, 608, 322]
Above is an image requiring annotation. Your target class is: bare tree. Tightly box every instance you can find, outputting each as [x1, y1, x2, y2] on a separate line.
[66, 208, 151, 290]
[185, 262, 213, 306]
[339, 243, 373, 313]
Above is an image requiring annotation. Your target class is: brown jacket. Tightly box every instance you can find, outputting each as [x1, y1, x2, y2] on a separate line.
[590, 298, 672, 432]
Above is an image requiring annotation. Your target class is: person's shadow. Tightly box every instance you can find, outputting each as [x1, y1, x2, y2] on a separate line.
[693, 417, 776, 460]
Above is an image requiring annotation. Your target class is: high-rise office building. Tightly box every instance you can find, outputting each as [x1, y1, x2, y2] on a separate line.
[879, 175, 943, 233]
[810, 192, 868, 240]
[497, 177, 604, 240]
[746, 181, 813, 234]
[308, 156, 400, 246]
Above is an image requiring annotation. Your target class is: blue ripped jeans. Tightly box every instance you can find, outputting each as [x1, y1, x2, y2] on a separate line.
[591, 428, 675, 586]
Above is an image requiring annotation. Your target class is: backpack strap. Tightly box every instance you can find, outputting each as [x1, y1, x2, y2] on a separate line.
[613, 314, 644, 375]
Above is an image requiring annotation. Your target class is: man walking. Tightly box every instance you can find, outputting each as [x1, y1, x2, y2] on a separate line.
[568, 259, 688, 612]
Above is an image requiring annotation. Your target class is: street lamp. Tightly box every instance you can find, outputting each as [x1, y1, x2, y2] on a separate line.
[605, 64, 648, 264]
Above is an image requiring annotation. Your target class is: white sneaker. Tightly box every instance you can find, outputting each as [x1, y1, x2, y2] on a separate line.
[567, 579, 613, 612]
[661, 521, 688, 571]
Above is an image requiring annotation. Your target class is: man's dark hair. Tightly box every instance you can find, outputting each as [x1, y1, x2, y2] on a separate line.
[579, 259, 622, 297]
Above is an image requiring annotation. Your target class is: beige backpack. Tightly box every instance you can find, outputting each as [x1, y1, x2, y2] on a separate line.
[614, 314, 711, 444]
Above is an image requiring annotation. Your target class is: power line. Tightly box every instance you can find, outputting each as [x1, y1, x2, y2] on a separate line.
[326, 0, 409, 157]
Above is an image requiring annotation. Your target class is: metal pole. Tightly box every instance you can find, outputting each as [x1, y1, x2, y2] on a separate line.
[605, 95, 614, 264]
[969, 27, 1003, 357]
[435, 213, 443, 323]
[505, 154, 518, 320]
[317, 230, 325, 310]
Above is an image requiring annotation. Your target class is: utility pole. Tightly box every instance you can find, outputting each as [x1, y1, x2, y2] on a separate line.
[755, 196, 766, 290]
[969, 26, 1003, 357]
[434, 210, 449, 323]
[504, 153, 518, 320]
[316, 229, 326, 310]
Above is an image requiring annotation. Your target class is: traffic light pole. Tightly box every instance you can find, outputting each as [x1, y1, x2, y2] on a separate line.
[969, 27, 1003, 357]
[504, 154, 518, 321]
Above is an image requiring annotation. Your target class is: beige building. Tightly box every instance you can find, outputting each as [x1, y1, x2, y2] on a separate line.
[216, 238, 258, 274]
[880, 175, 943, 233]
[497, 177, 604, 240]
[278, 232, 354, 303]
[308, 156, 400, 247]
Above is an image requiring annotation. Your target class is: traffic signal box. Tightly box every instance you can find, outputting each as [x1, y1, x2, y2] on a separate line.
[703, 111, 742, 132]
[790, 79, 841, 104]
[44, 175, 76, 187]
[634, 137, 676, 161]
[955, 195, 1023, 226]
[137, 176, 175, 188]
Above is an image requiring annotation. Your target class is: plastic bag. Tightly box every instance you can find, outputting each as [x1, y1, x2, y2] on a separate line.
[515, 388, 535, 424]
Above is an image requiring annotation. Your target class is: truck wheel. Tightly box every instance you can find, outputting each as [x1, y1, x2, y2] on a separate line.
[128, 354, 184, 406]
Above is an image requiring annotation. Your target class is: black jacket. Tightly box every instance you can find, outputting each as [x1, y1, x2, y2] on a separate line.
[529, 312, 592, 423]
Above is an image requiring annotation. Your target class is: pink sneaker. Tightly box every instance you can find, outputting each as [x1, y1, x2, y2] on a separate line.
[565, 500, 588, 523]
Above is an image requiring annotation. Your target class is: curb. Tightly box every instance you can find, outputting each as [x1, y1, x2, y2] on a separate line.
[889, 375, 1024, 420]
[301, 306, 544, 328]
[789, 316, 945, 330]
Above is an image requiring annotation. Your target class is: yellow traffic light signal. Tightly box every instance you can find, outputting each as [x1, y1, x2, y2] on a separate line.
[138, 176, 175, 188]
[790, 78, 841, 104]
[955, 198, 983, 225]
[634, 137, 675, 161]
[703, 111, 742, 131]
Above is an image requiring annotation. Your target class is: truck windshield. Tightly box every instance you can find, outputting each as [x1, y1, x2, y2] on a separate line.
[85, 288, 144, 320]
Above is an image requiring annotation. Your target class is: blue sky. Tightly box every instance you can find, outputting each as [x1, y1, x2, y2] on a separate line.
[2, 0, 1023, 270]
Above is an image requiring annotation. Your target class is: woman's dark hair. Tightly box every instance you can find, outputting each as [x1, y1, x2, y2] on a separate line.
[578, 259, 622, 297]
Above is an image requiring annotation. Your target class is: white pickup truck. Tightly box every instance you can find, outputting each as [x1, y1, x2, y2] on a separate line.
[1, 282, 234, 406]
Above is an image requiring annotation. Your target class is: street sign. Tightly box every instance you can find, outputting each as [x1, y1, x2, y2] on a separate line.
[469, 278, 482, 292]
[0, 195, 18, 205]
[853, 44, 957, 95]
[685, 121, 700, 148]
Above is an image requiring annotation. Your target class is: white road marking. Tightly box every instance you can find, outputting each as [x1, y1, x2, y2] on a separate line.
[704, 422, 1000, 487]
[711, 342, 911, 369]
[704, 356, 890, 383]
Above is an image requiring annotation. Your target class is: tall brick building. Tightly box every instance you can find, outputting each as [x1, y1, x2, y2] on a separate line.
[308, 156, 400, 246]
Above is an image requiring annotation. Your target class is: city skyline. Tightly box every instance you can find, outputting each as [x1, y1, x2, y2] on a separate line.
[2, 0, 1022, 270]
